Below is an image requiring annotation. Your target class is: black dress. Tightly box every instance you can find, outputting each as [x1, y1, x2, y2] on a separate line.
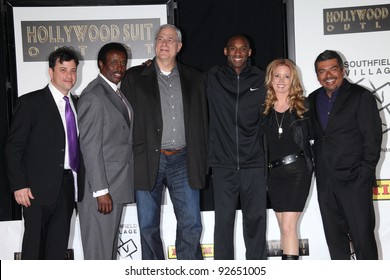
[265, 110, 311, 212]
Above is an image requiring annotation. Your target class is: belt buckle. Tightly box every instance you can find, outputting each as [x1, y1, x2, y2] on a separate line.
[285, 156, 293, 165]
[160, 149, 181, 156]
[268, 151, 304, 170]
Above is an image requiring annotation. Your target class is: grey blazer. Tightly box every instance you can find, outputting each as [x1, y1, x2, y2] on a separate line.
[77, 75, 134, 204]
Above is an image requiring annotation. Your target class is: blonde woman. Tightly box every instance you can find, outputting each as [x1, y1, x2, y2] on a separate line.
[261, 59, 313, 260]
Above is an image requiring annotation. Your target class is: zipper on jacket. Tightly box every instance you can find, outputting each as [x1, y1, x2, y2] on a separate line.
[289, 116, 309, 127]
[235, 75, 240, 170]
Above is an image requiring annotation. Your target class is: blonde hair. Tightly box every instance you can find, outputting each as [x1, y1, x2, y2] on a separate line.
[263, 59, 307, 118]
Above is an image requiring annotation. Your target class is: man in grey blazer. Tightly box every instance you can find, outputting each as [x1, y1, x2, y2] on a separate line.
[77, 42, 134, 260]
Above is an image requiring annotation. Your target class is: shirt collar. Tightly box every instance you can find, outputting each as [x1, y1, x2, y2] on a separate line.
[99, 73, 119, 92]
[224, 60, 252, 77]
[319, 86, 340, 100]
[154, 59, 178, 76]
[49, 82, 70, 103]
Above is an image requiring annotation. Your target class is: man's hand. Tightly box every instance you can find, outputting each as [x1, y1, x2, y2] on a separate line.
[97, 193, 113, 214]
[142, 59, 153, 67]
[14, 188, 34, 207]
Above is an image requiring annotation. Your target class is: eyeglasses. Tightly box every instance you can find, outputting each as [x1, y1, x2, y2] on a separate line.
[156, 36, 178, 44]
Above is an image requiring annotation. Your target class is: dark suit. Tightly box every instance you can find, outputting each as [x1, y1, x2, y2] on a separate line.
[309, 79, 382, 259]
[5, 85, 83, 259]
[77, 75, 134, 259]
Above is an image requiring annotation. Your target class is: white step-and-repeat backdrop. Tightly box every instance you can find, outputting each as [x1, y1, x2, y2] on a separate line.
[1, 0, 389, 260]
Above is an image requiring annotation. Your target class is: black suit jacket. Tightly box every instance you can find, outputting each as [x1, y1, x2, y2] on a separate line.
[5, 86, 84, 205]
[121, 59, 208, 190]
[308, 79, 382, 183]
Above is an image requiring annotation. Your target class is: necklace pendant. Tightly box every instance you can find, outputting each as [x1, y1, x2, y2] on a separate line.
[274, 109, 286, 139]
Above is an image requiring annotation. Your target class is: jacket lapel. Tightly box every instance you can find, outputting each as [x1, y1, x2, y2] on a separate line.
[177, 63, 190, 130]
[142, 61, 163, 125]
[44, 86, 64, 128]
[98, 76, 131, 127]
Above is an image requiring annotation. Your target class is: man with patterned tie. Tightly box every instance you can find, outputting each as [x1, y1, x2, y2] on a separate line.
[77, 42, 134, 260]
[5, 47, 83, 259]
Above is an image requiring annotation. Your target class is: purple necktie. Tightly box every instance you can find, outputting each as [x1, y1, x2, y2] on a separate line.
[64, 96, 79, 171]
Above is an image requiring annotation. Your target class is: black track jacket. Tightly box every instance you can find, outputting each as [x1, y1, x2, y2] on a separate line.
[206, 62, 266, 169]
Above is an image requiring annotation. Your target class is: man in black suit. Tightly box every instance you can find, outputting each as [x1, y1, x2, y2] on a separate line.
[308, 50, 382, 259]
[5, 47, 83, 259]
[121, 24, 208, 260]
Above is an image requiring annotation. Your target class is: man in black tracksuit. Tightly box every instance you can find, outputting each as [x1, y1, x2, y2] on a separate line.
[206, 34, 267, 259]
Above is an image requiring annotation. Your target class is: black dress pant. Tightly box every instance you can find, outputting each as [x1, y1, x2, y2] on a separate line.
[316, 163, 378, 260]
[21, 171, 75, 260]
[212, 167, 267, 260]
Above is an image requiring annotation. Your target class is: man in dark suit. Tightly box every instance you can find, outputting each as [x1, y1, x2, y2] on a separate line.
[77, 42, 134, 260]
[121, 24, 208, 260]
[5, 47, 83, 259]
[308, 50, 382, 259]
